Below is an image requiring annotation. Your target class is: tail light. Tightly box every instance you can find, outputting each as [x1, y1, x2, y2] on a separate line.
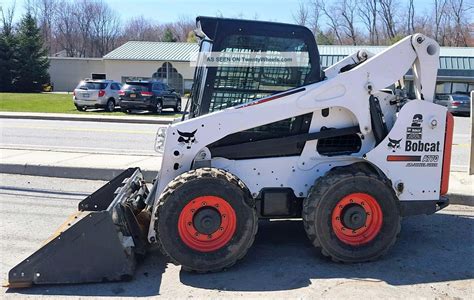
[73, 91, 75, 96]
[141, 91, 153, 97]
[98, 90, 106, 97]
[440, 112, 454, 195]
[451, 101, 461, 105]
[118, 90, 125, 96]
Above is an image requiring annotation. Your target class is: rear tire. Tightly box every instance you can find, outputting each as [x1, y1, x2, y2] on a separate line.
[303, 165, 401, 263]
[174, 98, 182, 112]
[105, 99, 115, 112]
[155, 168, 258, 272]
[75, 105, 85, 111]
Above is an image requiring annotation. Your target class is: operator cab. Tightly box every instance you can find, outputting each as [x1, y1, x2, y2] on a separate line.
[187, 17, 324, 160]
[188, 16, 322, 117]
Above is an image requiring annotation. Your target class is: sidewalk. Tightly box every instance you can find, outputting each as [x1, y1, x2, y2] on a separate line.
[0, 148, 161, 182]
[0, 147, 472, 205]
[0, 111, 174, 124]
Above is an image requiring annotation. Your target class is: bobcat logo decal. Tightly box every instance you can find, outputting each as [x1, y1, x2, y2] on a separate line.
[387, 138, 402, 152]
[411, 114, 423, 127]
[177, 129, 197, 149]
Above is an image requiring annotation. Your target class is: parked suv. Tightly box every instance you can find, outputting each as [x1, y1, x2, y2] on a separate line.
[435, 94, 471, 116]
[118, 81, 182, 114]
[73, 80, 122, 112]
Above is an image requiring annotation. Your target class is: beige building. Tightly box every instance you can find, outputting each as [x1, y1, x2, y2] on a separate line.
[49, 42, 473, 96]
[49, 42, 198, 92]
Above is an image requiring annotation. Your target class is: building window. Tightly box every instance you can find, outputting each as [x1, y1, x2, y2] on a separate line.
[152, 62, 184, 94]
[436, 82, 452, 94]
[452, 82, 468, 94]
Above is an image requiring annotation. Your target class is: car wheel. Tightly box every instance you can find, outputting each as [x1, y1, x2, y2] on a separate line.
[154, 100, 163, 114]
[75, 105, 85, 111]
[174, 98, 182, 112]
[121, 108, 130, 113]
[105, 99, 115, 112]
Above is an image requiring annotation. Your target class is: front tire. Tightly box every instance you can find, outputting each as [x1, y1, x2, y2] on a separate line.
[153, 100, 163, 114]
[155, 168, 258, 272]
[303, 165, 401, 263]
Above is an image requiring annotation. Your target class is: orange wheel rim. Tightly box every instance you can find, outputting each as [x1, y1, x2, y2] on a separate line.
[331, 193, 383, 246]
[178, 196, 236, 252]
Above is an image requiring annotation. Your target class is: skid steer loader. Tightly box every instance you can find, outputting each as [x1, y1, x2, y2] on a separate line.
[6, 17, 454, 288]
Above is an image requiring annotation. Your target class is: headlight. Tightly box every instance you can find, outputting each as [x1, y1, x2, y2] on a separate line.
[155, 127, 167, 153]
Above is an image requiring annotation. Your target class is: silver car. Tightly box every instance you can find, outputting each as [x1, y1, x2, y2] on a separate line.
[73, 80, 122, 112]
[435, 94, 471, 116]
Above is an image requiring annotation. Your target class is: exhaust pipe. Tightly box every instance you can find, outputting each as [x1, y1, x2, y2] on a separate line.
[5, 168, 151, 288]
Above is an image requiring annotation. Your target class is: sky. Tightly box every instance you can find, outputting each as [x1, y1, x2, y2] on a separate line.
[1, 0, 435, 25]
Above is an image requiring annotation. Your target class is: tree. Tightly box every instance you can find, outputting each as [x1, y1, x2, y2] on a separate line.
[293, 1, 310, 26]
[15, 12, 50, 92]
[379, 0, 398, 40]
[0, 3, 18, 91]
[338, 0, 359, 45]
[162, 27, 177, 42]
[406, 0, 415, 34]
[433, 0, 448, 44]
[358, 0, 379, 45]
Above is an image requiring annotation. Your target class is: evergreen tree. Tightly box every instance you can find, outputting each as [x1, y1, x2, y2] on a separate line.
[15, 12, 49, 92]
[162, 28, 177, 42]
[0, 26, 18, 92]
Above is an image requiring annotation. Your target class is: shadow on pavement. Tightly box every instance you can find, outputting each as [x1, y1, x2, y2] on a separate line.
[180, 212, 473, 291]
[7, 210, 473, 296]
[6, 247, 168, 297]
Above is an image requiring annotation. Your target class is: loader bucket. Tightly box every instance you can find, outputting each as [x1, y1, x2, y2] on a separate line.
[5, 168, 151, 288]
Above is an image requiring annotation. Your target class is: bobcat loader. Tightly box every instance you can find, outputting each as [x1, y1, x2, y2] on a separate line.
[6, 17, 453, 287]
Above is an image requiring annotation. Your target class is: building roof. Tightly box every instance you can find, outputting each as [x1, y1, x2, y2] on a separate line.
[103, 41, 474, 70]
[103, 41, 199, 62]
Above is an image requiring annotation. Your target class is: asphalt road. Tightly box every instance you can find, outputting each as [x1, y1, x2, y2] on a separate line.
[0, 115, 471, 168]
[0, 119, 162, 155]
[0, 174, 472, 298]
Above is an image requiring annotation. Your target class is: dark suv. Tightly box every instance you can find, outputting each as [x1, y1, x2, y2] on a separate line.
[118, 81, 182, 113]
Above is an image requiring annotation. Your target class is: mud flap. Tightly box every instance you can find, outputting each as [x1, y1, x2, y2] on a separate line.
[6, 168, 151, 288]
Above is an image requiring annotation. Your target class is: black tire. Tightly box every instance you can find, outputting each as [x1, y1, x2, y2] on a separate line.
[303, 165, 401, 263]
[121, 108, 130, 113]
[105, 99, 115, 112]
[75, 105, 85, 111]
[155, 168, 258, 272]
[174, 98, 182, 112]
[153, 100, 163, 114]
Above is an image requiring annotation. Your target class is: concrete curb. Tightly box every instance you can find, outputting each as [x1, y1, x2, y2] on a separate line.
[448, 193, 474, 206]
[0, 163, 158, 182]
[0, 112, 173, 125]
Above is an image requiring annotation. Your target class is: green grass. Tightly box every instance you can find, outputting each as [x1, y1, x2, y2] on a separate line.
[0, 92, 180, 117]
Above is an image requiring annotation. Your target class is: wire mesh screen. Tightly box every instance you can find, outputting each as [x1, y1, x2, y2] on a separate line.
[209, 35, 312, 112]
